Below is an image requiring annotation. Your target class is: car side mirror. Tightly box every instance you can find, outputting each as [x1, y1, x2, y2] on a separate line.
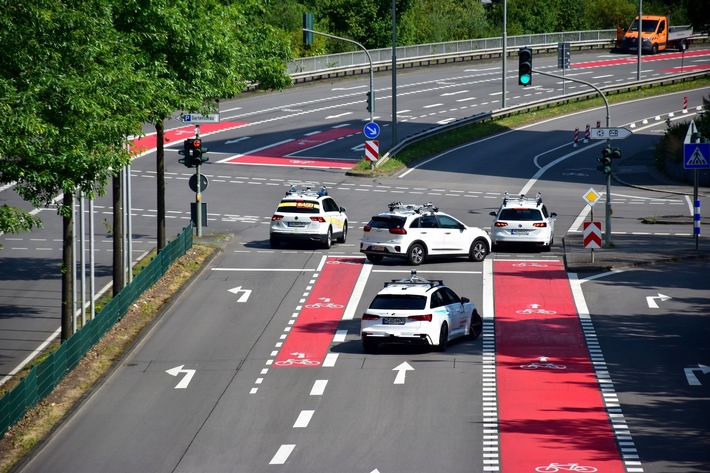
[551, 212, 557, 218]
[489, 211, 496, 217]
[461, 297, 470, 303]
[340, 207, 346, 212]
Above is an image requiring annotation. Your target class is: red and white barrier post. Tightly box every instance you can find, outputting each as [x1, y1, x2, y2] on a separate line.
[573, 127, 579, 147]
[584, 123, 590, 143]
[683, 96, 688, 114]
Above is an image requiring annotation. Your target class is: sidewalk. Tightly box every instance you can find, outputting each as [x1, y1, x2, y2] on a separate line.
[562, 154, 710, 272]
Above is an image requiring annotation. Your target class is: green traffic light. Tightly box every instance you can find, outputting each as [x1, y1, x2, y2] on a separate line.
[520, 74, 531, 86]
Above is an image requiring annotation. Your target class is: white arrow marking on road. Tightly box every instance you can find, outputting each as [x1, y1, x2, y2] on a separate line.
[166, 365, 196, 389]
[224, 137, 250, 145]
[646, 293, 671, 308]
[228, 286, 252, 303]
[684, 364, 710, 386]
[393, 362, 414, 385]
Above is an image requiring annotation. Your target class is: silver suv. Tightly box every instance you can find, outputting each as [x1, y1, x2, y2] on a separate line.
[489, 192, 556, 251]
[270, 185, 348, 249]
[360, 202, 491, 265]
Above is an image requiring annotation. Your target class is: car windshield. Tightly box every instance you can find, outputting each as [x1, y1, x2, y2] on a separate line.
[499, 208, 543, 221]
[277, 200, 320, 214]
[369, 294, 427, 310]
[368, 216, 406, 229]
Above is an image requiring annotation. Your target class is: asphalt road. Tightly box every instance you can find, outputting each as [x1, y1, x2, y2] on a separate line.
[3, 47, 710, 472]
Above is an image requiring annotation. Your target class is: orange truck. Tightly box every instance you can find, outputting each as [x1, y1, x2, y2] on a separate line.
[620, 15, 693, 54]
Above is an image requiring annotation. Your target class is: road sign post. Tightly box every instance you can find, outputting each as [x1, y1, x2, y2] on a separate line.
[684, 121, 708, 249]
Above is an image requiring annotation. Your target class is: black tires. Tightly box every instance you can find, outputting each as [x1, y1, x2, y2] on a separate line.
[365, 254, 384, 264]
[469, 309, 483, 340]
[469, 239, 489, 262]
[336, 222, 348, 243]
[436, 323, 449, 352]
[406, 243, 426, 265]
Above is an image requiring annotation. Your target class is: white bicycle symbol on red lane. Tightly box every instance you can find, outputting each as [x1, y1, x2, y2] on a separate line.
[536, 463, 597, 472]
[516, 307, 557, 314]
[512, 262, 549, 267]
[274, 358, 321, 366]
[521, 362, 567, 370]
[305, 302, 344, 309]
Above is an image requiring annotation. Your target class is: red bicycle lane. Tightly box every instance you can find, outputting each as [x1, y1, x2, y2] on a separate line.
[274, 256, 364, 368]
[494, 260, 625, 473]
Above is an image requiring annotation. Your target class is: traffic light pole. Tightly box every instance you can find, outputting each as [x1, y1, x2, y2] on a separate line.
[195, 125, 202, 237]
[303, 28, 374, 123]
[532, 69, 613, 247]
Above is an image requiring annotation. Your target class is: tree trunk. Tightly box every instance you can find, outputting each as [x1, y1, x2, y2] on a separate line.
[61, 192, 74, 342]
[156, 120, 166, 251]
[112, 174, 124, 296]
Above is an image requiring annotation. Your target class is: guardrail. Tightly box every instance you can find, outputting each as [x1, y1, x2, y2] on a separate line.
[288, 31, 709, 84]
[372, 69, 710, 167]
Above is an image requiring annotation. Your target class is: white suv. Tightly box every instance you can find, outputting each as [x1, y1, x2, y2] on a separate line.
[270, 185, 348, 249]
[360, 202, 491, 265]
[489, 192, 556, 251]
[360, 271, 482, 352]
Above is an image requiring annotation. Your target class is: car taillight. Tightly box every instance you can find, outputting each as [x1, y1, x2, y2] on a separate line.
[311, 216, 326, 222]
[389, 227, 407, 234]
[494, 222, 508, 227]
[362, 314, 379, 320]
[533, 222, 547, 227]
[271, 215, 284, 221]
[408, 314, 432, 322]
[364, 225, 372, 232]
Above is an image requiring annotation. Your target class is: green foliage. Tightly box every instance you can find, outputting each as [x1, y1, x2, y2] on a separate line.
[0, 1, 149, 216]
[399, 0, 489, 45]
[0, 206, 43, 239]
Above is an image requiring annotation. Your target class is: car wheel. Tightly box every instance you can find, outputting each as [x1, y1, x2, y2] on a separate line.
[469, 239, 489, 262]
[406, 243, 426, 265]
[436, 323, 449, 352]
[336, 221, 348, 243]
[651, 44, 658, 55]
[543, 237, 553, 252]
[322, 227, 332, 249]
[366, 254, 384, 264]
[362, 339, 378, 353]
[269, 237, 280, 249]
[469, 309, 483, 340]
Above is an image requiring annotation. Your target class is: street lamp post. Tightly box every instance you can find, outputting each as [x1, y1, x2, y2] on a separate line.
[303, 28, 374, 123]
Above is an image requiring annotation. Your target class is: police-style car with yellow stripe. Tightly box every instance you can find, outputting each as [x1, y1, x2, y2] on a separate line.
[270, 185, 348, 249]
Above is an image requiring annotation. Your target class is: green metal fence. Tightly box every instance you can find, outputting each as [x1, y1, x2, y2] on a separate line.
[0, 225, 193, 437]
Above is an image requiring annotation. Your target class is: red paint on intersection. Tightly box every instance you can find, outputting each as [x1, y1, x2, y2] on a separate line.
[128, 122, 247, 154]
[494, 260, 624, 473]
[223, 128, 360, 169]
[274, 257, 363, 367]
[573, 49, 709, 69]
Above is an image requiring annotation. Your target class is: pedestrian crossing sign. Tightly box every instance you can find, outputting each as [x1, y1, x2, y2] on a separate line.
[684, 143, 710, 169]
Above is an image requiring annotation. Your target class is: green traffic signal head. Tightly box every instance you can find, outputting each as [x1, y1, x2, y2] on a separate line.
[518, 47, 533, 86]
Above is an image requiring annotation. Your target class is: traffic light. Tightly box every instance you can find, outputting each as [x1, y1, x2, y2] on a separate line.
[518, 47, 533, 86]
[178, 139, 209, 167]
[366, 91, 374, 113]
[597, 146, 613, 175]
[610, 147, 621, 161]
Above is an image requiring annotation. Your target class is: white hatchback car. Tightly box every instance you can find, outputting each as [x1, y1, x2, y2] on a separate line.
[360, 202, 491, 265]
[361, 271, 482, 353]
[269, 185, 347, 249]
[489, 192, 556, 250]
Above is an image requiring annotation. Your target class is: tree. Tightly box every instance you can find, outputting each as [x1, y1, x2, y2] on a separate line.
[0, 1, 152, 340]
[399, 0, 489, 45]
[112, 0, 292, 253]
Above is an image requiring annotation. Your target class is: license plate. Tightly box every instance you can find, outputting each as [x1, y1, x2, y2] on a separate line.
[511, 229, 530, 235]
[370, 245, 385, 251]
[383, 317, 405, 325]
[288, 222, 307, 227]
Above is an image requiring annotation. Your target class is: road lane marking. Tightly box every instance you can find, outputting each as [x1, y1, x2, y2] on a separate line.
[269, 444, 295, 465]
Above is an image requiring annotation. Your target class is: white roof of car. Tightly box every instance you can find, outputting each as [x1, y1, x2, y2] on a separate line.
[379, 202, 440, 216]
[280, 184, 329, 201]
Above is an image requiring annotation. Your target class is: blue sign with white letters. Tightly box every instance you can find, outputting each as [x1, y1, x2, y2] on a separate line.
[363, 122, 380, 140]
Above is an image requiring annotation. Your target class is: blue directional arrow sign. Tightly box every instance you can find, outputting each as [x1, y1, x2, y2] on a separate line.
[684, 143, 710, 169]
[363, 122, 380, 140]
